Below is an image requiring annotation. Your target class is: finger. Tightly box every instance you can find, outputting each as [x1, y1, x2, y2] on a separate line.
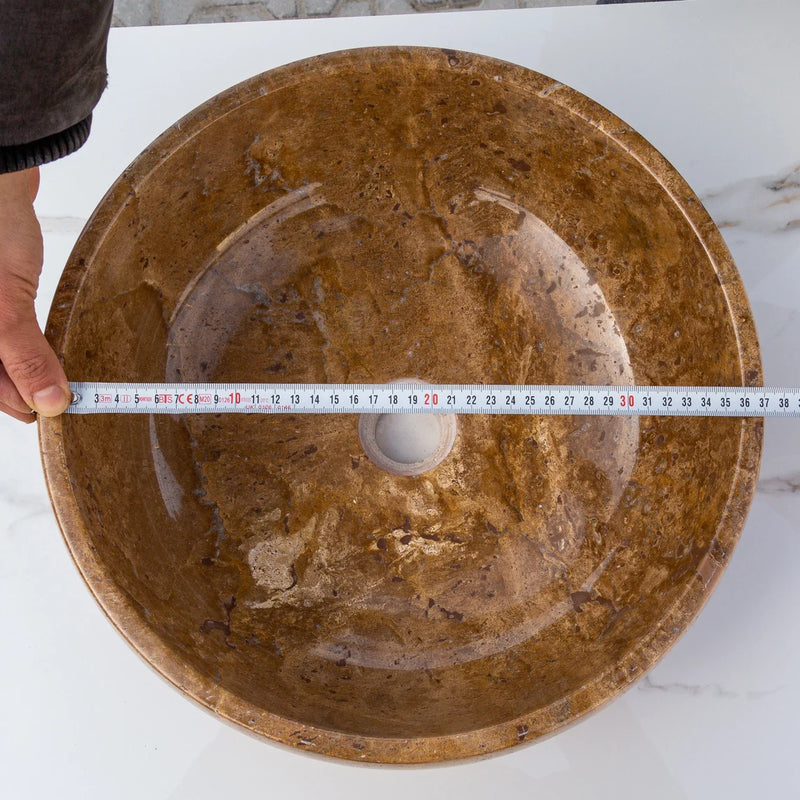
[0, 363, 33, 414]
[0, 398, 36, 424]
[0, 304, 71, 417]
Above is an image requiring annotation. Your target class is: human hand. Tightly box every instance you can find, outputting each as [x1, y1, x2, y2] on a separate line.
[0, 167, 71, 423]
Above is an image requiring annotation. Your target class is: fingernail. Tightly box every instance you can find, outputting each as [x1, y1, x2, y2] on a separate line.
[32, 385, 70, 416]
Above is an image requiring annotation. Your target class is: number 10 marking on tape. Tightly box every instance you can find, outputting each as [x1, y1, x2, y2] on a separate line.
[66, 383, 800, 417]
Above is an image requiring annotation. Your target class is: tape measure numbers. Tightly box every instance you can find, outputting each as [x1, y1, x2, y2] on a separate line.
[66, 383, 800, 417]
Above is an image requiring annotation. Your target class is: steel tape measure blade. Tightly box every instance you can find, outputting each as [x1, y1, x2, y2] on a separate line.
[65, 383, 800, 417]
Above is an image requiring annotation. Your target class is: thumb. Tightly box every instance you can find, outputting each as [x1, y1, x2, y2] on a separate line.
[0, 299, 71, 417]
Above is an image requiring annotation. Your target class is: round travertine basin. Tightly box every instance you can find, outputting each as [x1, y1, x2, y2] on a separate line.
[39, 48, 762, 764]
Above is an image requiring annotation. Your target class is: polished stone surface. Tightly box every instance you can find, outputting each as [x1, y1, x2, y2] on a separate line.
[38, 46, 760, 762]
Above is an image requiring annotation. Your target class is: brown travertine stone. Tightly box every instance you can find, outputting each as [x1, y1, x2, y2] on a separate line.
[38, 48, 762, 764]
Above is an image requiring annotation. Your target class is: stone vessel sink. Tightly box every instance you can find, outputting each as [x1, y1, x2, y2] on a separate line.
[39, 48, 762, 763]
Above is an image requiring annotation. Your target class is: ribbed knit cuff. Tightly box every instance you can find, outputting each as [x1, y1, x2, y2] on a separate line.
[0, 115, 92, 174]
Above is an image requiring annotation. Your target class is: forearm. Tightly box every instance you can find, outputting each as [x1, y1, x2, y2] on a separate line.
[0, 0, 114, 173]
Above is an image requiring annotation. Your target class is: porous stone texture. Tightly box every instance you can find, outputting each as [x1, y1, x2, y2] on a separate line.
[378, 0, 415, 14]
[338, 0, 373, 14]
[186, 0, 276, 23]
[40, 48, 760, 764]
[477, 0, 520, 9]
[304, 0, 338, 14]
[111, 0, 605, 25]
[111, 0, 154, 26]
[188, 2, 280, 23]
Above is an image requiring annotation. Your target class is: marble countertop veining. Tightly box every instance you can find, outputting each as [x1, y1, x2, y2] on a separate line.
[2, 2, 800, 798]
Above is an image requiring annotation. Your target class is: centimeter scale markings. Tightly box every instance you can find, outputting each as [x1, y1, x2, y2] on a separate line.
[67, 383, 800, 417]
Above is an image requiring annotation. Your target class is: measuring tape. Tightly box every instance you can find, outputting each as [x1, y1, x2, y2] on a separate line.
[66, 383, 800, 417]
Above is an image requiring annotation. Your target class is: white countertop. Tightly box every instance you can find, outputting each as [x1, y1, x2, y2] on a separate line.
[3, 1, 800, 797]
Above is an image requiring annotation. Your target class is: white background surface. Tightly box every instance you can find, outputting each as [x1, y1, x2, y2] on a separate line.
[2, 1, 800, 797]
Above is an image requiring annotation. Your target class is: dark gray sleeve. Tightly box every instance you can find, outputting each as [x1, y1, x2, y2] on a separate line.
[0, 0, 114, 172]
